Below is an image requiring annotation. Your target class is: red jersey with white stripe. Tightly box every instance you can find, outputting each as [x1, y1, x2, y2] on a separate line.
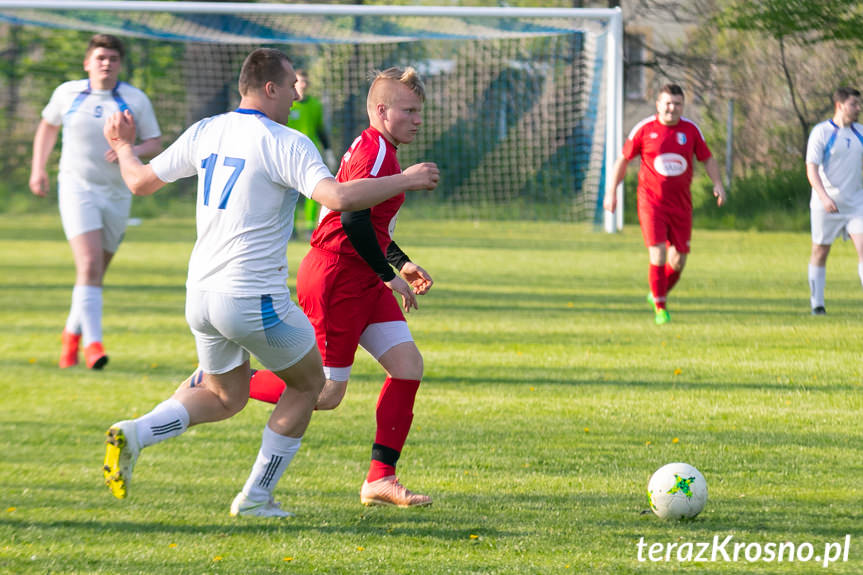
[310, 127, 403, 255]
[623, 115, 712, 214]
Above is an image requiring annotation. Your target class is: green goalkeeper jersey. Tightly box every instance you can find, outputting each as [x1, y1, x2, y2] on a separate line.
[287, 96, 327, 153]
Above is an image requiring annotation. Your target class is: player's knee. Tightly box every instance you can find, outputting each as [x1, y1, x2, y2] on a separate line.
[315, 380, 347, 410]
[219, 393, 249, 418]
[315, 394, 343, 410]
[411, 352, 424, 381]
[76, 261, 103, 284]
[394, 350, 423, 381]
[811, 244, 830, 265]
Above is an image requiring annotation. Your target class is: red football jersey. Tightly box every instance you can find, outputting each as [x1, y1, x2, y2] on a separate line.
[310, 127, 404, 255]
[622, 115, 712, 214]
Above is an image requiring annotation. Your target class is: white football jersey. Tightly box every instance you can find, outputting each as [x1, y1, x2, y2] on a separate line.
[150, 109, 333, 296]
[42, 79, 161, 198]
[806, 119, 863, 213]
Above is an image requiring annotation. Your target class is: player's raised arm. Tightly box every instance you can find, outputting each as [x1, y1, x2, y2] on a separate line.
[103, 110, 166, 197]
[311, 161, 439, 212]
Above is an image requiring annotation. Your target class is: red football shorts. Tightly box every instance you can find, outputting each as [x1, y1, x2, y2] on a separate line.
[637, 201, 692, 254]
[296, 247, 405, 368]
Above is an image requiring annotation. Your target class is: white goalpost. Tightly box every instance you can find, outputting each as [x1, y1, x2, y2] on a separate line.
[0, 1, 623, 229]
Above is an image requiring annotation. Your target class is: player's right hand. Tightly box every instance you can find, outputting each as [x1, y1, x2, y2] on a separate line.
[104, 110, 137, 149]
[385, 275, 418, 313]
[403, 162, 440, 191]
[820, 196, 839, 213]
[603, 192, 617, 213]
[29, 170, 48, 197]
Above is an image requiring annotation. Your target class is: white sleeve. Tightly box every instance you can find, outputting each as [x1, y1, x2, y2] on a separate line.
[41, 84, 65, 126]
[150, 123, 199, 183]
[805, 125, 824, 166]
[133, 93, 161, 141]
[275, 135, 333, 199]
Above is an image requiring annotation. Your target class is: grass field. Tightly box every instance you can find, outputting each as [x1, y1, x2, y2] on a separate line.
[1, 214, 862, 575]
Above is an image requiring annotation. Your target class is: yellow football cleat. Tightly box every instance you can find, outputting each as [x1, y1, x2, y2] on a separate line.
[103, 421, 139, 499]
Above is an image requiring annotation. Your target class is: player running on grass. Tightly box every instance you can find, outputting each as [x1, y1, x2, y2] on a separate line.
[186, 66, 434, 508]
[805, 87, 863, 315]
[30, 34, 161, 370]
[100, 49, 439, 517]
[605, 83, 725, 325]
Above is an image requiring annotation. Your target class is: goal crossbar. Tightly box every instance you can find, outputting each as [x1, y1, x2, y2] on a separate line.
[0, 2, 618, 20]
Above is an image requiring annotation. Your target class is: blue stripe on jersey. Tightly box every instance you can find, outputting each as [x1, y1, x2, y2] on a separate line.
[850, 124, 863, 147]
[111, 82, 130, 114]
[64, 80, 92, 117]
[65, 81, 132, 117]
[823, 120, 840, 171]
[234, 108, 267, 117]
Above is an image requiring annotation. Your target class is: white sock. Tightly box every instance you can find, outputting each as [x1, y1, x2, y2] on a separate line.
[78, 285, 103, 346]
[242, 426, 302, 501]
[64, 285, 85, 334]
[134, 399, 190, 449]
[858, 262, 863, 288]
[808, 264, 826, 308]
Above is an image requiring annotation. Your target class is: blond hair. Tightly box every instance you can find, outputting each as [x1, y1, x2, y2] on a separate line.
[367, 66, 426, 110]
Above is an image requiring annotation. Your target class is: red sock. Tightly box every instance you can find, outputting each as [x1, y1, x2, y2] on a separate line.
[248, 369, 286, 404]
[665, 263, 682, 294]
[649, 264, 668, 310]
[367, 377, 421, 482]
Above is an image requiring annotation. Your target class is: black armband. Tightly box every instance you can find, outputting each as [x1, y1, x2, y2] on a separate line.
[386, 241, 411, 271]
[340, 209, 396, 282]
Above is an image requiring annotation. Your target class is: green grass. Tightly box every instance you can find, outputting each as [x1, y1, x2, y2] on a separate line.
[1, 214, 862, 574]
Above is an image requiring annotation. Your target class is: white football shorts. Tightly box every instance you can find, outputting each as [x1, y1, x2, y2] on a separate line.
[58, 187, 131, 253]
[186, 290, 317, 374]
[323, 320, 414, 382]
[810, 208, 863, 245]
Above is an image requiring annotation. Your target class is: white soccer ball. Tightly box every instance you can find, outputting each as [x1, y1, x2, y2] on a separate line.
[647, 462, 708, 520]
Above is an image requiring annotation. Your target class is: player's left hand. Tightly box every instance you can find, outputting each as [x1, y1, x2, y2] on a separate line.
[104, 148, 118, 163]
[400, 262, 433, 295]
[385, 275, 418, 313]
[714, 183, 726, 207]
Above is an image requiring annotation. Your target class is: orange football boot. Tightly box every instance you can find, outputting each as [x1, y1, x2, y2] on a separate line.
[84, 342, 109, 370]
[59, 330, 81, 368]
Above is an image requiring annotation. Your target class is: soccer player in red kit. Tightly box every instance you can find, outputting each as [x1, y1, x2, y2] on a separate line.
[605, 84, 726, 324]
[248, 66, 433, 507]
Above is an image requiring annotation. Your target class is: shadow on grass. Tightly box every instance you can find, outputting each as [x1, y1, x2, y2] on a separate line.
[0, 507, 524, 541]
[421, 371, 863, 393]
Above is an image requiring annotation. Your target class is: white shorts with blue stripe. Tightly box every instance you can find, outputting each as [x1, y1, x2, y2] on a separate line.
[185, 289, 316, 374]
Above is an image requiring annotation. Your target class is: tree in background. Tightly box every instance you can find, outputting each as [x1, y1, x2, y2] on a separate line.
[622, 0, 863, 174]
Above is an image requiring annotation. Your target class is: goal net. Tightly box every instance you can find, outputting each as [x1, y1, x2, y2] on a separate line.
[0, 2, 621, 225]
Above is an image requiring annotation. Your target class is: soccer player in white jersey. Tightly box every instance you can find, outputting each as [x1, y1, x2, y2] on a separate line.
[29, 34, 162, 370]
[806, 87, 863, 315]
[99, 48, 439, 517]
